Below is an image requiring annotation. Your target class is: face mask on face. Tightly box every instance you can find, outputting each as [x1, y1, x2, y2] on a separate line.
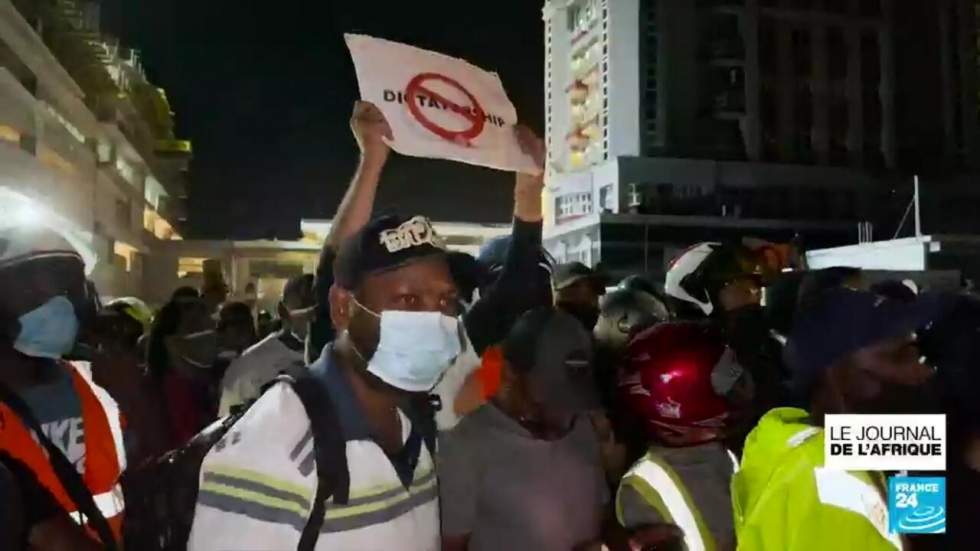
[13, 296, 79, 359]
[350, 297, 462, 392]
[557, 301, 600, 332]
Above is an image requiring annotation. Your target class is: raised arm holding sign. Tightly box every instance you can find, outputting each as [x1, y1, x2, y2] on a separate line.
[345, 33, 540, 174]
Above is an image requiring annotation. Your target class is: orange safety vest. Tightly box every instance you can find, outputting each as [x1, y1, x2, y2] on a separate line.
[0, 361, 127, 543]
[479, 345, 504, 400]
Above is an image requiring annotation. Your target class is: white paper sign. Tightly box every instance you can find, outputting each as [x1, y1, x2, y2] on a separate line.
[825, 414, 946, 471]
[345, 34, 539, 174]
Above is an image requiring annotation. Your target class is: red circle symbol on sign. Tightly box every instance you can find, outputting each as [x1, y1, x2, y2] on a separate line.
[405, 72, 486, 146]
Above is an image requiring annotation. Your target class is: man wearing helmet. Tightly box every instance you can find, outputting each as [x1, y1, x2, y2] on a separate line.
[664, 242, 790, 452]
[92, 297, 172, 462]
[0, 224, 125, 547]
[615, 321, 741, 550]
[593, 284, 672, 477]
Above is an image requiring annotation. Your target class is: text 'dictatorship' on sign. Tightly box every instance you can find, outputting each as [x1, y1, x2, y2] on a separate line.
[345, 34, 539, 174]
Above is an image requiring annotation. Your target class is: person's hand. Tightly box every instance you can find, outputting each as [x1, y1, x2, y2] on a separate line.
[350, 101, 393, 162]
[513, 125, 545, 222]
[514, 124, 546, 174]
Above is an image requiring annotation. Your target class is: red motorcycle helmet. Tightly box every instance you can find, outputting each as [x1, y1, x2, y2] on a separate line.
[619, 321, 731, 446]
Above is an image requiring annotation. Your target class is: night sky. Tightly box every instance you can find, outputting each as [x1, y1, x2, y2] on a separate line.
[101, 0, 545, 239]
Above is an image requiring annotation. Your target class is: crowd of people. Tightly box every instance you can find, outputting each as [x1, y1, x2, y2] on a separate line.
[1, 100, 979, 551]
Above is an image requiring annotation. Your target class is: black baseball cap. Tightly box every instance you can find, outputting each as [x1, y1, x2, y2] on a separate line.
[553, 262, 606, 294]
[334, 215, 448, 290]
[503, 308, 599, 412]
[785, 288, 943, 399]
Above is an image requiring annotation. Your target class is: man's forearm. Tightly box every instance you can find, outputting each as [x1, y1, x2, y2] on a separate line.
[514, 173, 543, 223]
[323, 152, 386, 253]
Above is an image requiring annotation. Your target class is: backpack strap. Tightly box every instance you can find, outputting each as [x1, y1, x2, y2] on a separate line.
[276, 373, 349, 551]
[410, 394, 438, 457]
[0, 381, 118, 551]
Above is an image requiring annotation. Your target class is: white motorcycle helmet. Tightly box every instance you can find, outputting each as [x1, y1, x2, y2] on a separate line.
[664, 243, 721, 316]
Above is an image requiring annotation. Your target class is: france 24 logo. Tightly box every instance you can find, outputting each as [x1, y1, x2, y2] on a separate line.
[888, 476, 946, 534]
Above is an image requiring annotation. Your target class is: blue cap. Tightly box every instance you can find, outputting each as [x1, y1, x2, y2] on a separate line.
[785, 288, 943, 399]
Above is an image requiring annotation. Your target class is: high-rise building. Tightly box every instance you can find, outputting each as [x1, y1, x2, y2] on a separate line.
[0, 0, 192, 299]
[543, 0, 980, 279]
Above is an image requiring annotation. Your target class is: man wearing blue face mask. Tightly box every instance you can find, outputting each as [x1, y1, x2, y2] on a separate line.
[0, 224, 126, 548]
[189, 214, 461, 551]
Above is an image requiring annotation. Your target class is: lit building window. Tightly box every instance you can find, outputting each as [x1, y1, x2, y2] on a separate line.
[178, 257, 206, 278]
[143, 207, 180, 240]
[113, 241, 139, 272]
[0, 125, 21, 144]
[114, 157, 144, 189]
[37, 147, 76, 175]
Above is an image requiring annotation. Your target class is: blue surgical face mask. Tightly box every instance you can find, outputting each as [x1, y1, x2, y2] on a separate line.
[350, 297, 462, 392]
[14, 296, 79, 359]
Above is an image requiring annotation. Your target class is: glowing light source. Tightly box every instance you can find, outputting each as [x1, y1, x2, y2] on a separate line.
[0, 187, 99, 274]
[12, 201, 42, 227]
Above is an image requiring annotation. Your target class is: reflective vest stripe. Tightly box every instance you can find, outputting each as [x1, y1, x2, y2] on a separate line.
[626, 457, 712, 551]
[205, 464, 314, 502]
[197, 476, 440, 535]
[0, 362, 126, 543]
[813, 468, 903, 550]
[325, 471, 436, 521]
[198, 485, 308, 531]
[198, 462, 438, 533]
[93, 484, 126, 518]
[73, 363, 127, 471]
[70, 484, 125, 524]
[727, 450, 740, 473]
[787, 427, 820, 448]
[321, 478, 437, 534]
[618, 474, 675, 526]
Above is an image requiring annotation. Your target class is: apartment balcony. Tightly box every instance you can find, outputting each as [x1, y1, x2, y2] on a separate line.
[567, 129, 590, 153]
[155, 138, 192, 158]
[568, 81, 589, 105]
[0, 67, 37, 145]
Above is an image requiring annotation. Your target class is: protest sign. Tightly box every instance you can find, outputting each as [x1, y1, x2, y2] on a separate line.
[345, 34, 539, 174]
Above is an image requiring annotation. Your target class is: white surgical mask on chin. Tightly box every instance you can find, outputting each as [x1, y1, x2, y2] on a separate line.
[350, 297, 462, 392]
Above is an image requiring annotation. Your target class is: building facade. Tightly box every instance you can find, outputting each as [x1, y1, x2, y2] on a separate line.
[145, 219, 511, 310]
[543, 0, 980, 280]
[0, 0, 191, 298]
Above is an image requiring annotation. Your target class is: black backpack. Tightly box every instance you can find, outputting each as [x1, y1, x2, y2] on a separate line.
[124, 366, 438, 551]
[123, 370, 349, 551]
